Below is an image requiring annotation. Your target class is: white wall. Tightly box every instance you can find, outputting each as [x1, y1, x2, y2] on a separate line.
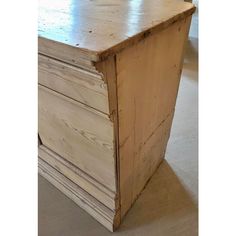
[189, 0, 198, 38]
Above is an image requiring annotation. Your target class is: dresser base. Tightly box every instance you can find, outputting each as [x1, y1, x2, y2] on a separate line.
[38, 158, 120, 232]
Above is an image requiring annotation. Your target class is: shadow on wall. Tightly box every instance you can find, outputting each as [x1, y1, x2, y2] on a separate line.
[189, 0, 198, 38]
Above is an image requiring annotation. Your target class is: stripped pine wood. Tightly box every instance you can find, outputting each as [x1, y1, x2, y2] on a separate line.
[96, 56, 121, 209]
[38, 0, 195, 63]
[38, 85, 116, 191]
[38, 54, 109, 114]
[38, 158, 120, 231]
[116, 16, 192, 217]
[38, 0, 195, 231]
[38, 37, 97, 71]
[38, 145, 118, 210]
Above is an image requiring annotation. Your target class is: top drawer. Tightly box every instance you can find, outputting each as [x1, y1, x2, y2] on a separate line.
[38, 54, 109, 114]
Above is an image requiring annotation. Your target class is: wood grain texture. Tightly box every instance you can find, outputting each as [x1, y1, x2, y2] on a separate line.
[38, 0, 195, 62]
[95, 56, 121, 210]
[38, 85, 116, 191]
[39, 158, 120, 231]
[39, 145, 118, 210]
[116, 16, 192, 217]
[38, 54, 109, 114]
[38, 1, 195, 230]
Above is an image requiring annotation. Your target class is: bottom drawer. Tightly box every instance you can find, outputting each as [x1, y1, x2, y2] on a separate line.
[38, 85, 116, 192]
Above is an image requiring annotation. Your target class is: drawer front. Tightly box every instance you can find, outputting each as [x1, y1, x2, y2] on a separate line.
[38, 54, 109, 114]
[38, 85, 116, 191]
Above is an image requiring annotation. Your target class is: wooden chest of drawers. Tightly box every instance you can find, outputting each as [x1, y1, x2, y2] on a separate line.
[38, 0, 195, 231]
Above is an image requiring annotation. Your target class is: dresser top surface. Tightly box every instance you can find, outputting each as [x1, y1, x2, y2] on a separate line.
[38, 0, 195, 62]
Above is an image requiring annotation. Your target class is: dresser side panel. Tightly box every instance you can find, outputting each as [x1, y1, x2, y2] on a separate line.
[116, 16, 192, 218]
